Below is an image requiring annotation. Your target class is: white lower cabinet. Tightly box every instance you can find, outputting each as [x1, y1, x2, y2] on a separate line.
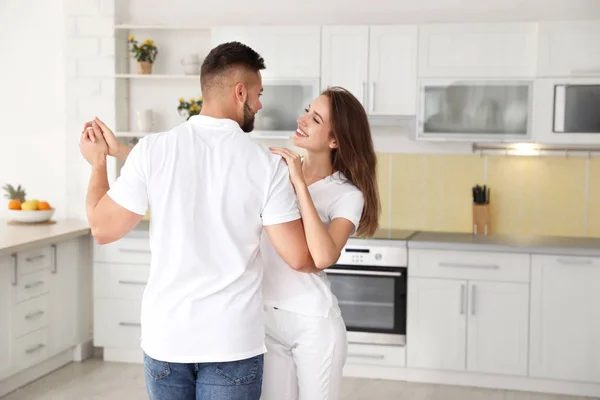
[407, 278, 466, 371]
[407, 250, 530, 377]
[93, 236, 150, 362]
[529, 255, 600, 384]
[466, 281, 529, 376]
[346, 343, 405, 367]
[0, 236, 90, 395]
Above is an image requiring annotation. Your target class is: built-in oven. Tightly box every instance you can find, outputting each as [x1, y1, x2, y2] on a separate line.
[534, 78, 600, 144]
[325, 240, 407, 346]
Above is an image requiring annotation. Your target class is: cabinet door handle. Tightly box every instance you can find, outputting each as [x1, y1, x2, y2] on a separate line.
[25, 310, 45, 320]
[119, 248, 150, 254]
[556, 258, 592, 265]
[440, 262, 499, 270]
[369, 82, 376, 112]
[12, 254, 17, 286]
[471, 284, 476, 316]
[119, 322, 141, 327]
[362, 82, 367, 106]
[460, 284, 466, 315]
[118, 280, 147, 286]
[24, 281, 45, 290]
[25, 343, 46, 354]
[51, 244, 57, 274]
[25, 254, 45, 263]
[348, 353, 385, 360]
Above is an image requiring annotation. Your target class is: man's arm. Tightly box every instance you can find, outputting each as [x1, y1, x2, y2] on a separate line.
[81, 121, 145, 245]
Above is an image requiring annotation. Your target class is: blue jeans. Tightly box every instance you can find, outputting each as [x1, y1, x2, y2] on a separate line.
[144, 352, 264, 400]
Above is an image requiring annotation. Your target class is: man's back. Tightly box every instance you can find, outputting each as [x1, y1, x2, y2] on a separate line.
[107, 115, 299, 363]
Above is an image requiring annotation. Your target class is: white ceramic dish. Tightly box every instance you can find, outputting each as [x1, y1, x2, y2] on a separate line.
[8, 209, 55, 223]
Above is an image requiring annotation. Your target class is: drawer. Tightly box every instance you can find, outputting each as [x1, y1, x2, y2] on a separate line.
[13, 328, 49, 371]
[14, 295, 49, 338]
[346, 343, 406, 367]
[94, 263, 149, 299]
[94, 237, 150, 264]
[15, 269, 50, 304]
[409, 249, 530, 283]
[17, 246, 53, 276]
[94, 298, 142, 348]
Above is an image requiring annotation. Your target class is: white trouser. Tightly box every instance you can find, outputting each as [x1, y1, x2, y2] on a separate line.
[261, 306, 347, 400]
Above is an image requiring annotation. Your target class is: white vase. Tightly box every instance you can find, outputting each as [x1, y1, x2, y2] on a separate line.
[181, 54, 200, 75]
[135, 109, 155, 132]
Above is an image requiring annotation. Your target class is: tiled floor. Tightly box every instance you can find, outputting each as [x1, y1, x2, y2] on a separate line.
[1, 358, 596, 400]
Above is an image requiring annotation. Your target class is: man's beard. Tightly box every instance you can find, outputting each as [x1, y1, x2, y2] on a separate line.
[241, 101, 255, 133]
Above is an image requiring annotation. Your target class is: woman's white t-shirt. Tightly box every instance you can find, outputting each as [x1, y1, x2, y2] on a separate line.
[260, 171, 365, 318]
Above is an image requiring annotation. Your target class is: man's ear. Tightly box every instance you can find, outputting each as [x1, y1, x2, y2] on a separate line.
[234, 82, 246, 103]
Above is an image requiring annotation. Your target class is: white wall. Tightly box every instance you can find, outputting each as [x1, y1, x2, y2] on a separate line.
[0, 0, 67, 218]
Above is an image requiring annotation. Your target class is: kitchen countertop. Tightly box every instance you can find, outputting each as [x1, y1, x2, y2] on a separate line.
[0, 219, 91, 257]
[409, 231, 600, 257]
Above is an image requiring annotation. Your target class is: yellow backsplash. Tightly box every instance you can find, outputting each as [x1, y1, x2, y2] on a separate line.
[376, 153, 598, 238]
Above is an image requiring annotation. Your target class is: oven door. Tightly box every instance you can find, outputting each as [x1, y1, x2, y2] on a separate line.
[325, 265, 406, 346]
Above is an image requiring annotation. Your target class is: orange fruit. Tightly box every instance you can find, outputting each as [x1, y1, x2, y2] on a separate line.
[37, 201, 51, 210]
[8, 200, 21, 210]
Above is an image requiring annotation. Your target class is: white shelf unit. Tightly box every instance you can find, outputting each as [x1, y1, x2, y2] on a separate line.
[113, 22, 211, 136]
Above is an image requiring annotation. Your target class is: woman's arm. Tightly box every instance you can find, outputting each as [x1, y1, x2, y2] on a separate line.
[270, 148, 357, 270]
[294, 183, 356, 269]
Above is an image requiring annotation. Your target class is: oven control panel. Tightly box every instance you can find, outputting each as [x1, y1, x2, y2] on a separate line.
[335, 245, 407, 267]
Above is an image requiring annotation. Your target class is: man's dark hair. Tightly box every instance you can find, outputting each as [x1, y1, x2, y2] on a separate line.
[200, 42, 266, 94]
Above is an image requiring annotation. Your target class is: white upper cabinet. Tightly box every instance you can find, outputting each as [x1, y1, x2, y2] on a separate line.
[537, 20, 600, 77]
[321, 26, 369, 106]
[418, 23, 538, 78]
[322, 25, 418, 116]
[368, 25, 418, 116]
[210, 27, 321, 78]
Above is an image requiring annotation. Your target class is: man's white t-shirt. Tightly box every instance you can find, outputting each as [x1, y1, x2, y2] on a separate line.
[261, 171, 364, 318]
[106, 115, 301, 363]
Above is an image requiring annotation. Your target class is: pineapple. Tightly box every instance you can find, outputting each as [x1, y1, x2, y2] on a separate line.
[3, 184, 26, 203]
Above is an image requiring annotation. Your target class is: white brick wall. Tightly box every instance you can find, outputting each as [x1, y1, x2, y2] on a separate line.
[64, 0, 116, 219]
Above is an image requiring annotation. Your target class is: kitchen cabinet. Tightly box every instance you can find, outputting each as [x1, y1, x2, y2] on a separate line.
[368, 25, 418, 116]
[407, 278, 466, 371]
[93, 235, 150, 363]
[529, 255, 600, 384]
[49, 240, 79, 355]
[466, 281, 529, 376]
[321, 26, 369, 106]
[0, 255, 13, 380]
[210, 26, 320, 78]
[418, 23, 537, 78]
[321, 25, 417, 116]
[537, 20, 600, 77]
[407, 249, 530, 376]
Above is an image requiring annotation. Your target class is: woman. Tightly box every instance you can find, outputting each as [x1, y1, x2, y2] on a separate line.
[260, 86, 380, 400]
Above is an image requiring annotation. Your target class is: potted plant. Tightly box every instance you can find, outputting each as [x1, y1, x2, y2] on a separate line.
[177, 97, 203, 120]
[128, 36, 158, 74]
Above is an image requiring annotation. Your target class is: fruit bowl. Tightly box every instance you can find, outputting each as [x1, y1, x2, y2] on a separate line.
[8, 208, 55, 223]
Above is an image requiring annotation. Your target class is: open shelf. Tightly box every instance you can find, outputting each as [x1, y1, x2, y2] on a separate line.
[114, 74, 200, 79]
[115, 24, 210, 31]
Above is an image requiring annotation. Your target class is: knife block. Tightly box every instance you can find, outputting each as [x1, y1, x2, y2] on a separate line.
[472, 204, 490, 235]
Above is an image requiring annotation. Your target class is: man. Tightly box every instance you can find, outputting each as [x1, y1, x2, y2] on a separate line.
[79, 42, 315, 400]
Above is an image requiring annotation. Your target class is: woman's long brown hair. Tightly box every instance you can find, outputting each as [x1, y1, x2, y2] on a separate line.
[323, 86, 380, 237]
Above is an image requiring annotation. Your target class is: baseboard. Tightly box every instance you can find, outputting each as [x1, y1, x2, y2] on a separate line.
[72, 340, 94, 362]
[103, 347, 144, 364]
[0, 350, 73, 398]
[343, 365, 600, 398]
